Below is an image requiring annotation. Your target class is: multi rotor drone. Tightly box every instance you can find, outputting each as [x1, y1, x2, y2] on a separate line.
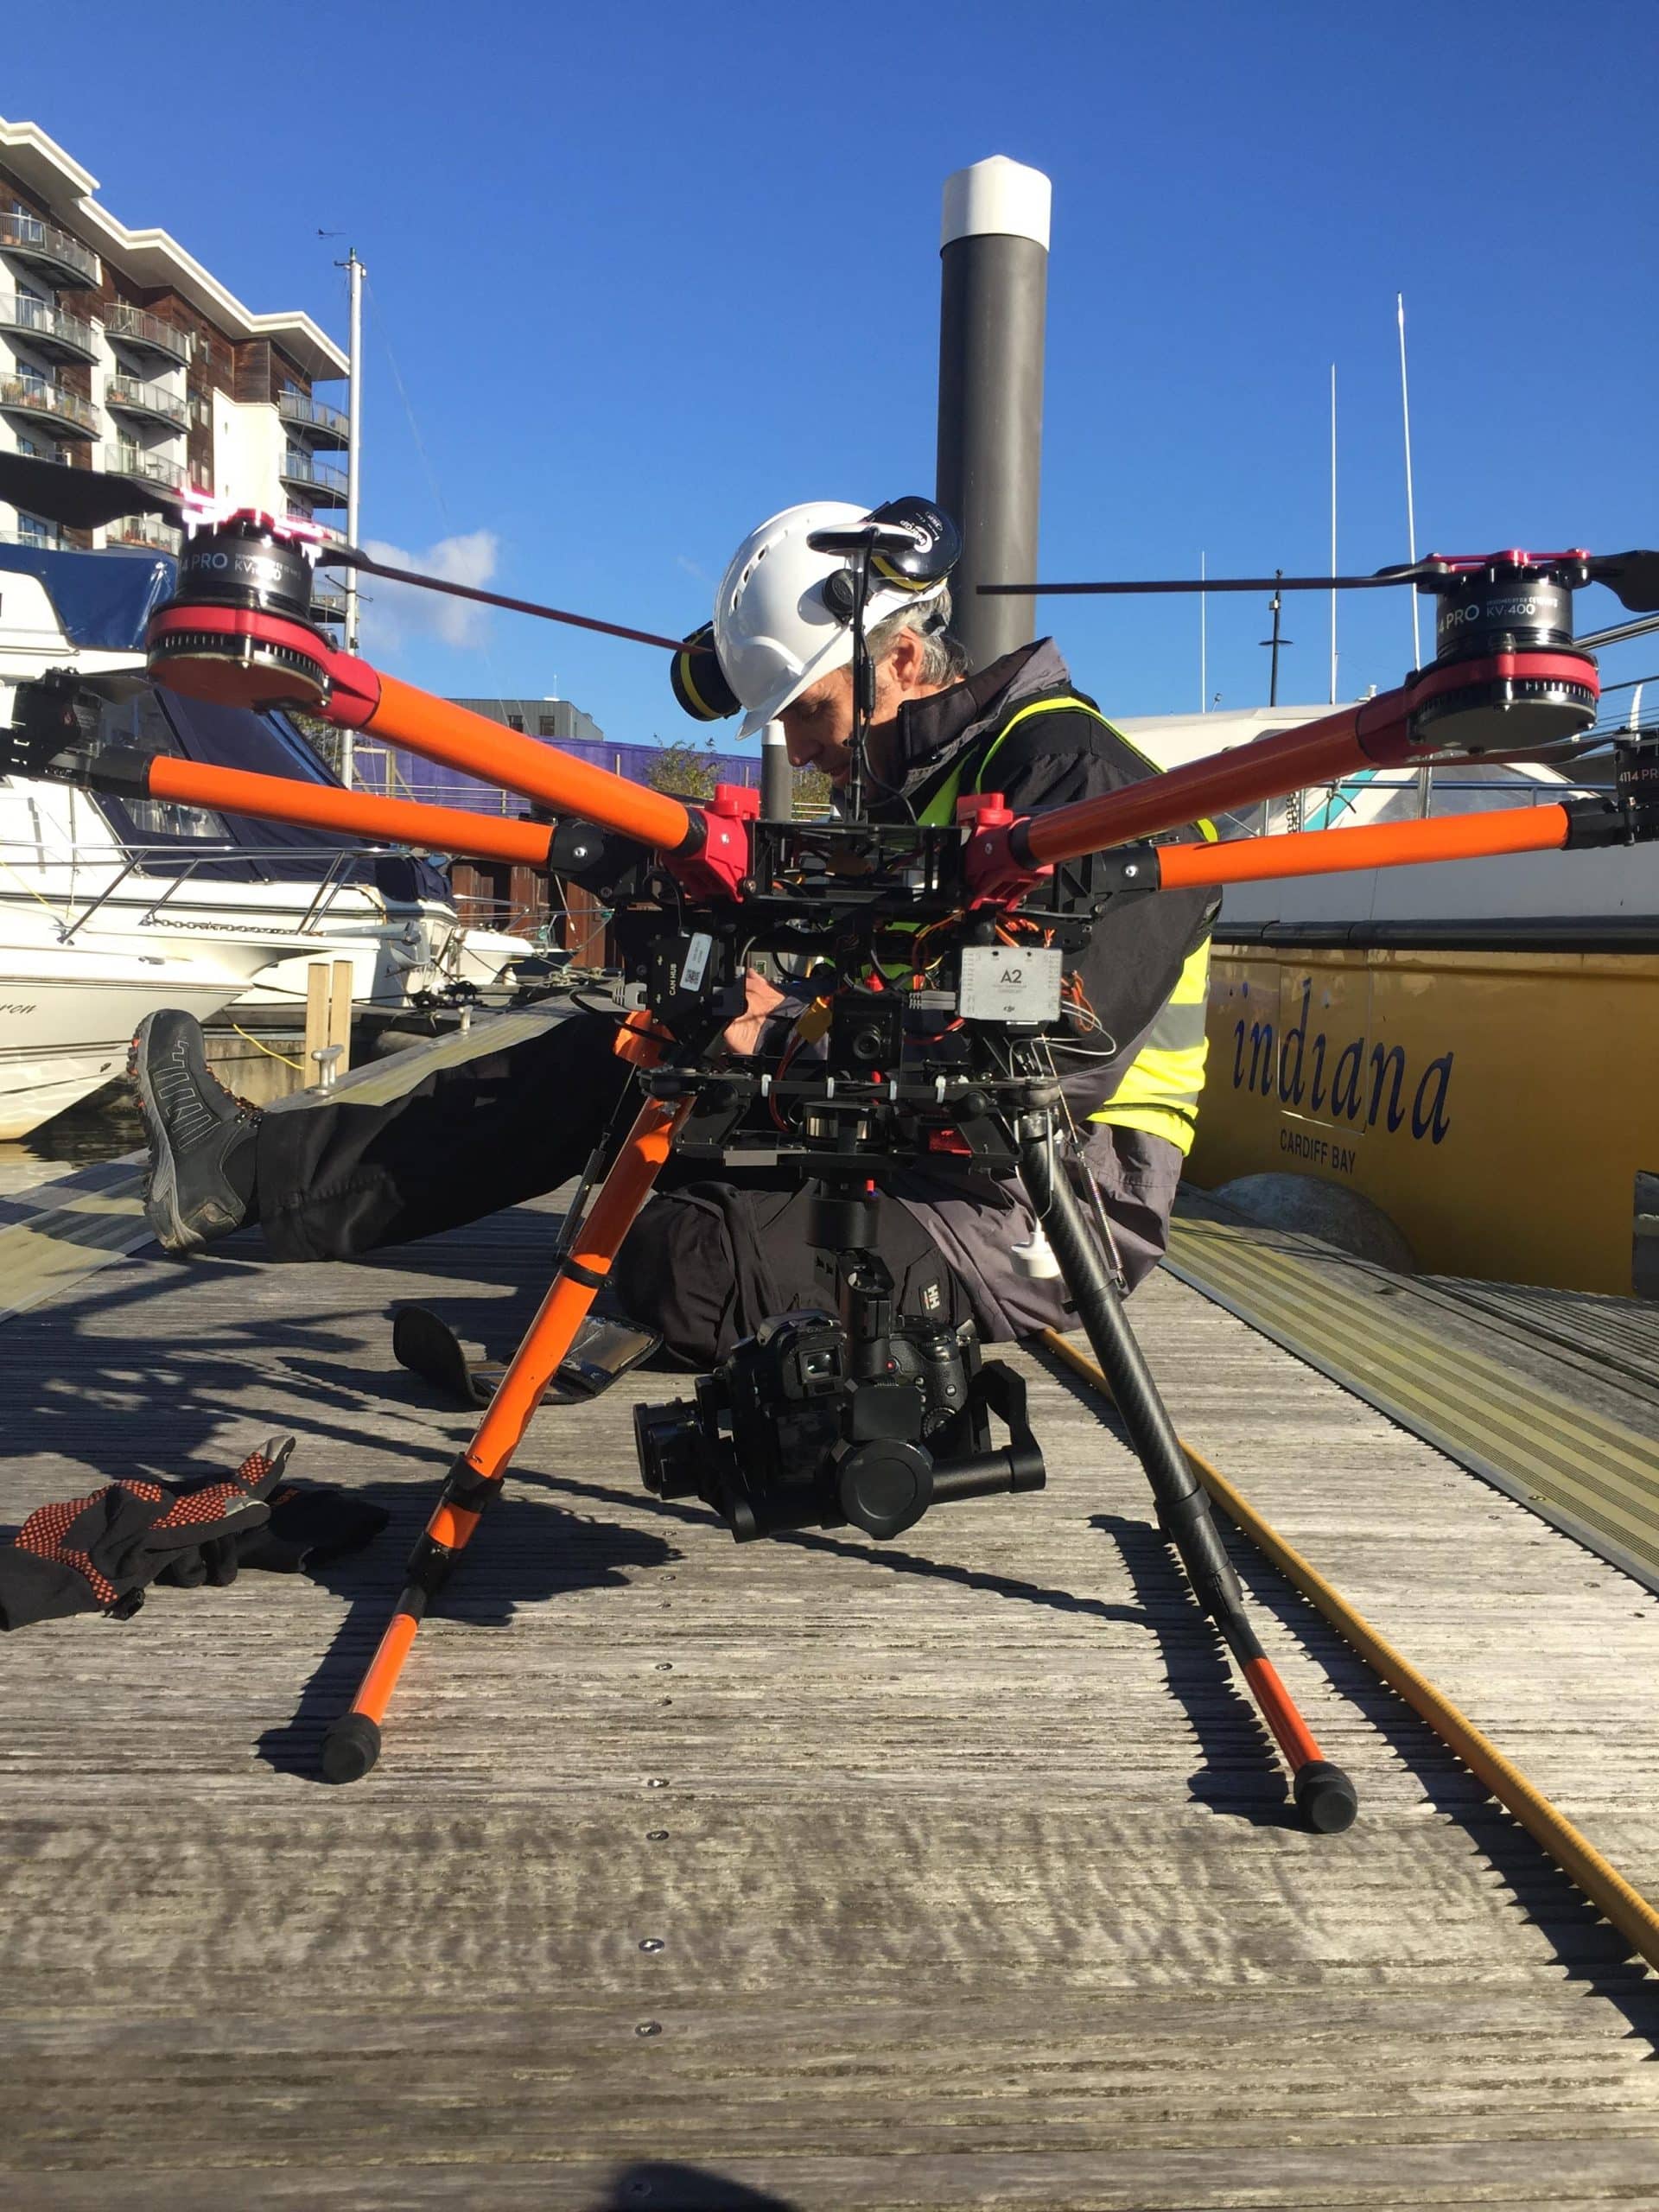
[4, 447, 1656, 1823]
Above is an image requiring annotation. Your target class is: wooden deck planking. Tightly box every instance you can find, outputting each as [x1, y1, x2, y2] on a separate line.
[0, 1204, 1657, 2209]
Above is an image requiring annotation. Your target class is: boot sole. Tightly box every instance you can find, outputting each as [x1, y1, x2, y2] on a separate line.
[127, 1019, 207, 1255]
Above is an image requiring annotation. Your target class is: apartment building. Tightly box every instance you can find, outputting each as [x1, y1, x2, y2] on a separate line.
[0, 115, 347, 620]
[450, 696, 607, 747]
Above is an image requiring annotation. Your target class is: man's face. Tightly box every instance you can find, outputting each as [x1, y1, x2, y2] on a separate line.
[777, 632, 937, 787]
[779, 664, 859, 784]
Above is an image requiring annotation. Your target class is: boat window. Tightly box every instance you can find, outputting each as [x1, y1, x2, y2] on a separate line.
[84, 689, 238, 855]
[157, 690, 338, 788]
[73, 680, 450, 895]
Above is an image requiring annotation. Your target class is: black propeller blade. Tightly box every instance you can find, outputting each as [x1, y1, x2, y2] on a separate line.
[14, 437, 1643, 640]
[982, 550, 1659, 612]
[1584, 553, 1659, 613]
[0, 450, 679, 651]
[312, 545, 681, 651]
[0, 450, 185, 533]
[980, 564, 1435, 599]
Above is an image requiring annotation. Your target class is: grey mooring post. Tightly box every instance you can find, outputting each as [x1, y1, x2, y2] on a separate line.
[936, 156, 1052, 673]
[760, 719, 793, 821]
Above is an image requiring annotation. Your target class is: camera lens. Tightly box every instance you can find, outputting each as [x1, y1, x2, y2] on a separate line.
[632, 1401, 702, 1499]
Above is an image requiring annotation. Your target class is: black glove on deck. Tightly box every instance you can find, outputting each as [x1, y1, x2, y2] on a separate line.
[235, 1482, 391, 1576]
[0, 1439, 293, 1629]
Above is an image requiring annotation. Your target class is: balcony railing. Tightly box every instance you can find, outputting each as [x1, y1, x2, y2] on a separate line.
[279, 449, 347, 504]
[0, 372, 99, 439]
[0, 210, 99, 289]
[278, 389, 350, 447]
[0, 291, 99, 363]
[310, 575, 348, 618]
[105, 373, 189, 430]
[107, 514, 183, 553]
[105, 302, 194, 365]
[104, 442, 186, 493]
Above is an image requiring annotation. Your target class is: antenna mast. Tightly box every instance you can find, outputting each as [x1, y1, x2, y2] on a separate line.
[1260, 570, 1292, 708]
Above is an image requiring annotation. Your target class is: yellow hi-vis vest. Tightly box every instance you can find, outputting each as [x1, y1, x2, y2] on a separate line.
[917, 694, 1214, 1159]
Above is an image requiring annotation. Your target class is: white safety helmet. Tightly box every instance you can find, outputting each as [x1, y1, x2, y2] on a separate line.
[714, 500, 951, 741]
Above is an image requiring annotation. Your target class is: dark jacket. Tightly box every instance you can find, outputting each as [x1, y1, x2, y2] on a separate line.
[876, 636, 1217, 1109]
[868, 639, 1219, 1340]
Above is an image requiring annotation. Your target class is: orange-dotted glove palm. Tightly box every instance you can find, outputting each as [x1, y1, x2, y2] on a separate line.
[0, 1437, 294, 1629]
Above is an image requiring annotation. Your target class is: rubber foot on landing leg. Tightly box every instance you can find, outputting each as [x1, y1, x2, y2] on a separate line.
[1294, 1758, 1359, 1834]
[321, 1712, 382, 1785]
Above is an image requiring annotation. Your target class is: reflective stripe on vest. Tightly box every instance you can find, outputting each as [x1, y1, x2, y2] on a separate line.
[918, 693, 1141, 824]
[918, 693, 1217, 840]
[875, 702, 1072, 978]
[1090, 937, 1211, 1157]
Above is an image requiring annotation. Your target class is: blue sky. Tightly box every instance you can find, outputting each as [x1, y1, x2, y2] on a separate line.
[18, 3, 1657, 741]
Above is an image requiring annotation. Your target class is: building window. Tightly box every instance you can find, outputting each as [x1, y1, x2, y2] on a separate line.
[538, 715, 559, 737]
[507, 714, 524, 732]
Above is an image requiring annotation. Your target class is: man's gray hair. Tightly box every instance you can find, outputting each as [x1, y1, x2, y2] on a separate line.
[867, 586, 969, 687]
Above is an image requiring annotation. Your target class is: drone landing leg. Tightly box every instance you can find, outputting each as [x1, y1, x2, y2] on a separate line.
[321, 1091, 689, 1784]
[1017, 1116, 1358, 1834]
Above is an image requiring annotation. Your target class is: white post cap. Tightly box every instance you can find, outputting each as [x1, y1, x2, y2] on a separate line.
[941, 156, 1052, 251]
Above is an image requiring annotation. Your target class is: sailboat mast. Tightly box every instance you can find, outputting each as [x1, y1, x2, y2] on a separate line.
[1336, 365, 1344, 708]
[1397, 293, 1431, 814]
[343, 249, 364, 788]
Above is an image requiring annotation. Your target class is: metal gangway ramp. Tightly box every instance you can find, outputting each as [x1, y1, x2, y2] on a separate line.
[1, 1185, 1656, 2210]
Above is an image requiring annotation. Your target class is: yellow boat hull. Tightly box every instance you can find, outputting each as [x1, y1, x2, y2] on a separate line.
[1188, 945, 1659, 1294]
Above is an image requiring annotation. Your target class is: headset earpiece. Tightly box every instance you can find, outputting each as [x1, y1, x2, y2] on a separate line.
[821, 569, 857, 622]
[867, 496, 961, 590]
[817, 499, 961, 629]
[671, 621, 740, 722]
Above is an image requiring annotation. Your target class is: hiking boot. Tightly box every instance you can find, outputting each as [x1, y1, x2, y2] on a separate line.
[129, 1010, 260, 1254]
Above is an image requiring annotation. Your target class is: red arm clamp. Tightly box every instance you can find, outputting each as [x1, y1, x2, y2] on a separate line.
[959, 791, 1052, 905]
[664, 781, 758, 901]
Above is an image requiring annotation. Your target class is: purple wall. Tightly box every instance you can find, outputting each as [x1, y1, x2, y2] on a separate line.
[353, 734, 760, 815]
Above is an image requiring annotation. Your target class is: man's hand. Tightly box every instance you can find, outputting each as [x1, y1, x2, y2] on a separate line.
[721, 969, 786, 1058]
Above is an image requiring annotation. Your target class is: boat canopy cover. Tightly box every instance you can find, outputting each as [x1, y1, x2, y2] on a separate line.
[0, 544, 176, 650]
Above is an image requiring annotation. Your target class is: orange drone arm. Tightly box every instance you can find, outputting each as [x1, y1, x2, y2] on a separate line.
[140, 755, 557, 867]
[361, 674, 693, 853]
[1017, 648, 1599, 868]
[1022, 698, 1398, 864]
[1153, 803, 1576, 892]
[144, 606, 696, 855]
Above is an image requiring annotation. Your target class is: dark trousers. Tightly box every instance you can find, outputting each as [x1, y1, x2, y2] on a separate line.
[252, 1015, 971, 1368]
[256, 1014, 632, 1262]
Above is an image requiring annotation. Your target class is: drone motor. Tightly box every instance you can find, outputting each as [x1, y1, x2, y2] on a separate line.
[1410, 553, 1599, 754]
[145, 516, 334, 712]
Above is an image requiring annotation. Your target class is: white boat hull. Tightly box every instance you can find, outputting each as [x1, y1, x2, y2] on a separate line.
[0, 954, 251, 1139]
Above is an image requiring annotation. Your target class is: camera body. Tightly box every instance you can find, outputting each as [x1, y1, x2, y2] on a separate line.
[634, 1303, 1043, 1542]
